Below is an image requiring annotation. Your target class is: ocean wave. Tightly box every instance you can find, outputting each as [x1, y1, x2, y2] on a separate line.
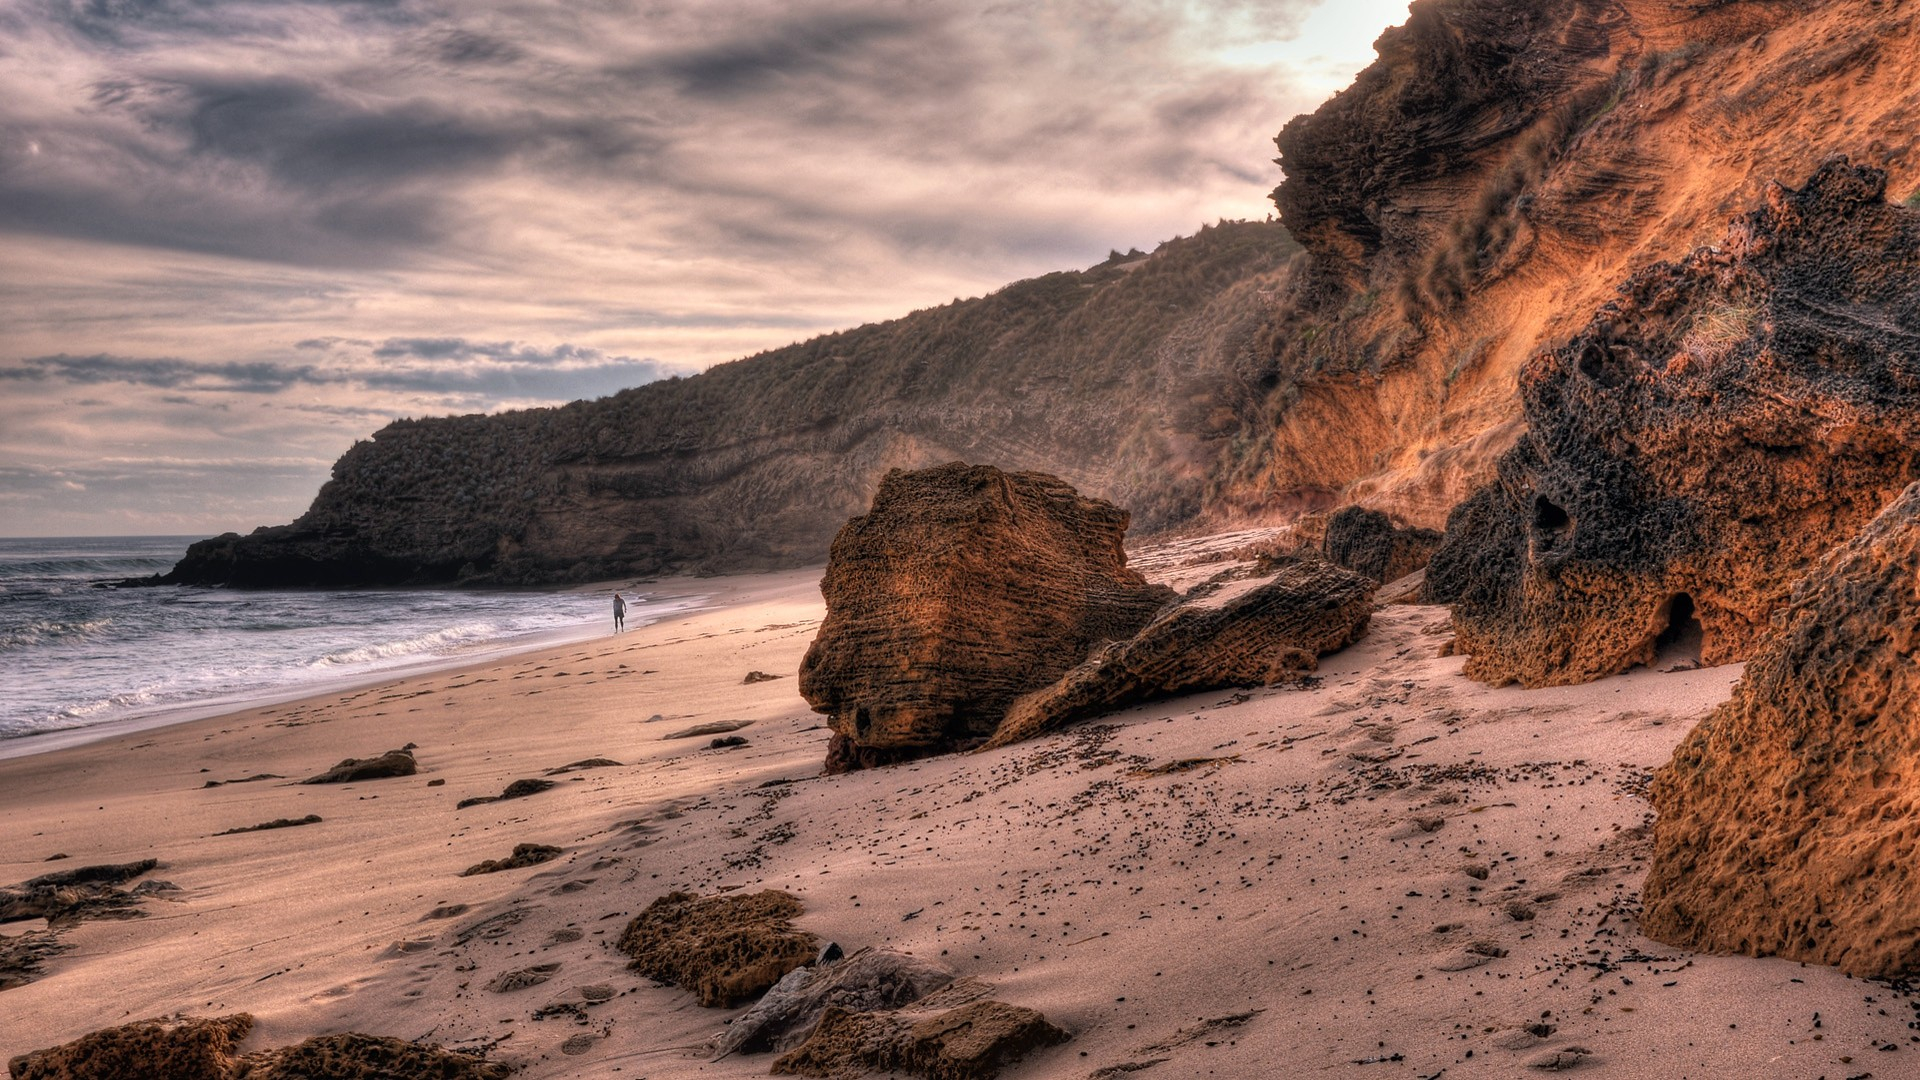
[0, 617, 114, 651]
[0, 556, 174, 580]
[308, 622, 502, 669]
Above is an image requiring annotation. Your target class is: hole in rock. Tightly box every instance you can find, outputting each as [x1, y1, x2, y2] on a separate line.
[1653, 593, 1704, 666]
[1576, 342, 1630, 387]
[1530, 496, 1572, 559]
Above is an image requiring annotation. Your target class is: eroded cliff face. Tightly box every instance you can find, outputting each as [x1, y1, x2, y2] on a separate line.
[155, 0, 1920, 586]
[1425, 159, 1920, 687]
[1641, 483, 1920, 978]
[1240, 0, 1920, 529]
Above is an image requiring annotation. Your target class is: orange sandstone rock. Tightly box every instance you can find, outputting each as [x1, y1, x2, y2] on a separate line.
[1428, 159, 1920, 687]
[1643, 483, 1920, 977]
[799, 463, 1173, 772]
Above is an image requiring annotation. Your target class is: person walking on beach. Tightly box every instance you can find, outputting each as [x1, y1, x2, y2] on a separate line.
[613, 591, 627, 632]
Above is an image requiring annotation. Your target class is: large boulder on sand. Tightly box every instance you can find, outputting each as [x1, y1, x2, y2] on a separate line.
[985, 558, 1375, 749]
[1425, 159, 1920, 687]
[799, 463, 1174, 772]
[1642, 483, 1920, 977]
[1321, 506, 1442, 587]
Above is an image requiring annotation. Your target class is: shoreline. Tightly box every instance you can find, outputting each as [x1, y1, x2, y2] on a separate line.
[7, 555, 1917, 1079]
[0, 575, 746, 764]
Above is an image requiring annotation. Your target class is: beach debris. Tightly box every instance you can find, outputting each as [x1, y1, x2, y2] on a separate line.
[4, 1014, 510, 1080]
[213, 815, 321, 836]
[461, 844, 562, 876]
[664, 719, 753, 740]
[985, 557, 1374, 749]
[770, 982, 1069, 1080]
[716, 946, 956, 1058]
[300, 748, 416, 784]
[200, 773, 282, 789]
[800, 462, 1174, 772]
[743, 670, 785, 684]
[543, 757, 623, 775]
[1, 860, 161, 926]
[1645, 481, 1920, 977]
[456, 778, 556, 809]
[1131, 1011, 1261, 1055]
[617, 890, 818, 1008]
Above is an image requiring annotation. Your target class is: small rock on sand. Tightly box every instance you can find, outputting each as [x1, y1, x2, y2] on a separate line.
[665, 719, 753, 740]
[456, 778, 557, 809]
[461, 844, 562, 876]
[300, 749, 415, 784]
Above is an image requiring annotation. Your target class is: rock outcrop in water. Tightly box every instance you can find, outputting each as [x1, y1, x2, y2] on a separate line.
[984, 558, 1375, 749]
[799, 464, 1174, 772]
[1426, 159, 1920, 687]
[1642, 483, 1920, 977]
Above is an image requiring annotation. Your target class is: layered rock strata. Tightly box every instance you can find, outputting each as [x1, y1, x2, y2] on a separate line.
[1642, 483, 1920, 977]
[799, 464, 1174, 772]
[1427, 159, 1920, 686]
[985, 558, 1375, 750]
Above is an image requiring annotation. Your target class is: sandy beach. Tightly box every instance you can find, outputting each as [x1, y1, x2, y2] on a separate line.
[5, 554, 1918, 1078]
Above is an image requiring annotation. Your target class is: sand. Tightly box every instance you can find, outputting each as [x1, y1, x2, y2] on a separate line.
[4, 551, 1917, 1078]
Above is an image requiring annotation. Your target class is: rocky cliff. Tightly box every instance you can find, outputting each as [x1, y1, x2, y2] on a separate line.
[1425, 158, 1920, 687]
[1641, 483, 1920, 978]
[152, 225, 1299, 586]
[153, 0, 1920, 586]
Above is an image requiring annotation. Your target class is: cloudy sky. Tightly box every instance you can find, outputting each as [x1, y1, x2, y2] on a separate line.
[0, 0, 1408, 537]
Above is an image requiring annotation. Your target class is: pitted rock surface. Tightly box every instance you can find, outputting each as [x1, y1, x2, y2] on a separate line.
[1643, 483, 1920, 977]
[1427, 159, 1920, 686]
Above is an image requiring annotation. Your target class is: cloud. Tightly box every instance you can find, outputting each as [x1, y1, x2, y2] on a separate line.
[0, 0, 1404, 534]
[5, 340, 676, 401]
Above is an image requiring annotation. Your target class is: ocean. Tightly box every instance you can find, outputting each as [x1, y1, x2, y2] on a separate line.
[0, 535, 696, 754]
